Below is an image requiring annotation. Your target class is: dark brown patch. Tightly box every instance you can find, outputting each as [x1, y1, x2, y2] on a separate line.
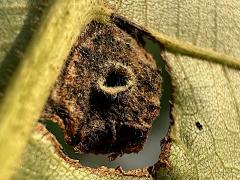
[158, 136, 172, 169]
[196, 121, 203, 130]
[41, 20, 161, 158]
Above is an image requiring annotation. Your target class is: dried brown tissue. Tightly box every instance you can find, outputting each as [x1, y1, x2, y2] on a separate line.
[41, 17, 162, 160]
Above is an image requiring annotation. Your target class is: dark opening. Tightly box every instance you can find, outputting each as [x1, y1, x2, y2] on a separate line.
[104, 71, 128, 87]
[196, 122, 203, 130]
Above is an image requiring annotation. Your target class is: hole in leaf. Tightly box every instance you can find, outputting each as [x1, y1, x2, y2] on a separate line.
[51, 38, 169, 170]
[41, 24, 171, 171]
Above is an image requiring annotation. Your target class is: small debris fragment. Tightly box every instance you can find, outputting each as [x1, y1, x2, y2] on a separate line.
[196, 122, 203, 130]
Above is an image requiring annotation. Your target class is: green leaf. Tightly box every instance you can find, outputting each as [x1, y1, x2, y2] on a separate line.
[3, 0, 240, 179]
[105, 0, 240, 179]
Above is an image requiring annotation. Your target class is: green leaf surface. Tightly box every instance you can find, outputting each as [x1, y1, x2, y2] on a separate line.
[0, 0, 29, 63]
[105, 0, 240, 179]
[2, 0, 240, 179]
[0, 0, 38, 97]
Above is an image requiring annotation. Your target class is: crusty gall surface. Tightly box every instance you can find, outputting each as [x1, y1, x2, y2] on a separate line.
[42, 21, 161, 157]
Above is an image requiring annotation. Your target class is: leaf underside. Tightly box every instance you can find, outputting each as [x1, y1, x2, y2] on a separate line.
[1, 0, 240, 180]
[106, 0, 240, 179]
